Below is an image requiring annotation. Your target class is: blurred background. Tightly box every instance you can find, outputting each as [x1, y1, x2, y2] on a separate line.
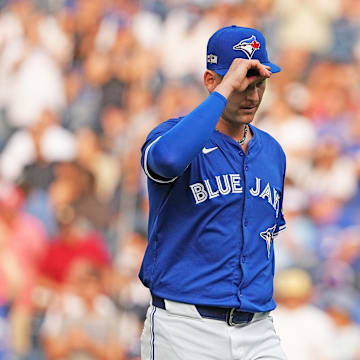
[0, 0, 360, 359]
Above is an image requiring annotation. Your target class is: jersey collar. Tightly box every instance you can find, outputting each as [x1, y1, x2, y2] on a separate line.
[210, 123, 262, 157]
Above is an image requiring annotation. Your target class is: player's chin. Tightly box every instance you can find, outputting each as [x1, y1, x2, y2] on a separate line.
[236, 111, 257, 124]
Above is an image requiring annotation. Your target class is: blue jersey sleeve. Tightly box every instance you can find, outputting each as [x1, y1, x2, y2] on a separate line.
[141, 119, 181, 183]
[141, 92, 227, 183]
[274, 207, 286, 235]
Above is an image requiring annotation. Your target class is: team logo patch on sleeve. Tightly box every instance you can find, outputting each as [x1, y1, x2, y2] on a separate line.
[233, 35, 260, 59]
[260, 224, 276, 259]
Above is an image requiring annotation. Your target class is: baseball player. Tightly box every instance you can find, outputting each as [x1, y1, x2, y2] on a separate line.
[140, 26, 287, 360]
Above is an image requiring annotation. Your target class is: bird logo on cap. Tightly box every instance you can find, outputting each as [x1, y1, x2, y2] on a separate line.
[233, 35, 260, 59]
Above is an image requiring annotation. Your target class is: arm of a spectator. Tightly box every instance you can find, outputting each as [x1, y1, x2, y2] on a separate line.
[42, 335, 72, 359]
[88, 340, 126, 360]
[43, 329, 124, 359]
[147, 91, 227, 179]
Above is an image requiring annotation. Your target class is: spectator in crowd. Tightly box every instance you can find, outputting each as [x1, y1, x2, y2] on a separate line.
[3, 9, 66, 128]
[272, 268, 337, 360]
[275, 0, 339, 54]
[75, 127, 120, 203]
[274, 182, 318, 270]
[49, 162, 114, 234]
[0, 109, 76, 183]
[39, 205, 110, 289]
[325, 292, 360, 360]
[0, 184, 47, 357]
[305, 137, 358, 226]
[41, 259, 125, 360]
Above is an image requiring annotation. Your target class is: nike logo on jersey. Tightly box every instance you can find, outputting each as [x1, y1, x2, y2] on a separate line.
[202, 146, 218, 154]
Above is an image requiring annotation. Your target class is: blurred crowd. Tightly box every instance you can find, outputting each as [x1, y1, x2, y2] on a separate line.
[0, 0, 360, 359]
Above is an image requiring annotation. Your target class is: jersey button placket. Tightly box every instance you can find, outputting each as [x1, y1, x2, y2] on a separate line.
[238, 155, 247, 301]
[244, 163, 251, 200]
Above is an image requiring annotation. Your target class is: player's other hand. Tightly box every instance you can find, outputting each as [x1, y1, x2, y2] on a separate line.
[216, 58, 271, 97]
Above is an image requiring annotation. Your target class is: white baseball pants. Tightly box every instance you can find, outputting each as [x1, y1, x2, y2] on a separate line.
[141, 299, 287, 360]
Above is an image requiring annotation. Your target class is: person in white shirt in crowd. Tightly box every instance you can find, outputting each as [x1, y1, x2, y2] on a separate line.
[272, 268, 337, 360]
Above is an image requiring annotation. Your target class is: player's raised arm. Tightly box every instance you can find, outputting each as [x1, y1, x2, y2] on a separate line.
[146, 59, 271, 180]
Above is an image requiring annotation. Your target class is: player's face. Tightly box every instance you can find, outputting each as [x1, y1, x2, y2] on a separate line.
[221, 77, 266, 125]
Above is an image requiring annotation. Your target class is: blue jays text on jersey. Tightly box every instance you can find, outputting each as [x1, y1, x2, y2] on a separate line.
[140, 118, 286, 313]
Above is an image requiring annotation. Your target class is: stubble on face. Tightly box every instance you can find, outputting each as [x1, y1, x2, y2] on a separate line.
[221, 79, 266, 126]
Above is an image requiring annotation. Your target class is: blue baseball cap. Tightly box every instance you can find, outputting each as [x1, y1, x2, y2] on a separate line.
[207, 25, 281, 76]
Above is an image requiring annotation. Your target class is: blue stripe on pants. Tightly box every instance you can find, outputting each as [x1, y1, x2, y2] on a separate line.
[150, 306, 157, 359]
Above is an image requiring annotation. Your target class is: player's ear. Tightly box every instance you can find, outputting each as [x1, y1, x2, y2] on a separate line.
[204, 70, 221, 93]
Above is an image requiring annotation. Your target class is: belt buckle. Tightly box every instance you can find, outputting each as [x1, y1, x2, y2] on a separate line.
[226, 308, 254, 326]
[226, 308, 236, 326]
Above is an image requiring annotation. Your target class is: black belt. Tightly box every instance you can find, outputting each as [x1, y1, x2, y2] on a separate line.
[151, 294, 254, 326]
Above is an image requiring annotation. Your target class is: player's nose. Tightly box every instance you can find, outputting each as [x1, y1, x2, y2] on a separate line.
[245, 87, 260, 103]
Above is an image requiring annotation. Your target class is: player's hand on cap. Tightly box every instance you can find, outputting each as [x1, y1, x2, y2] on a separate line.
[216, 58, 272, 97]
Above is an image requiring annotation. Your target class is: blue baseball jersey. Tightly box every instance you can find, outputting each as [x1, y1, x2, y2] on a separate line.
[140, 118, 286, 313]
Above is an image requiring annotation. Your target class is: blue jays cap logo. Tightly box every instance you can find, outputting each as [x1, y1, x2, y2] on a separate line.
[233, 35, 260, 59]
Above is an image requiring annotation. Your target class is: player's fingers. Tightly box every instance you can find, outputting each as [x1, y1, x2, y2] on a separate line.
[248, 60, 271, 77]
[245, 71, 271, 89]
[258, 65, 272, 78]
